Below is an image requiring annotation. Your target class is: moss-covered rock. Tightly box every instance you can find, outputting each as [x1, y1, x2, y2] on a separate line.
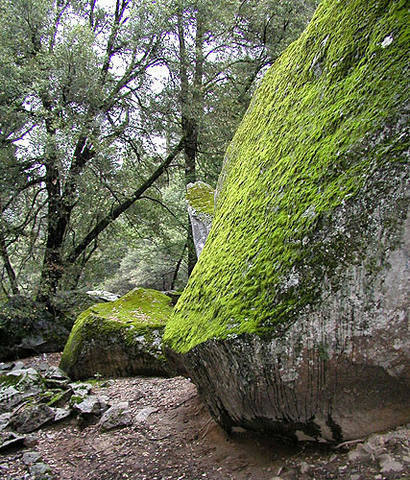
[164, 0, 410, 442]
[60, 288, 173, 380]
[186, 181, 214, 217]
[186, 181, 215, 257]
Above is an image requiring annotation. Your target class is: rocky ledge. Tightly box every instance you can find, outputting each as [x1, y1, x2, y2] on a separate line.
[186, 181, 214, 257]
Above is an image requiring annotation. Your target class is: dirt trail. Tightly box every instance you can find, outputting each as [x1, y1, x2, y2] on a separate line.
[1, 353, 408, 480]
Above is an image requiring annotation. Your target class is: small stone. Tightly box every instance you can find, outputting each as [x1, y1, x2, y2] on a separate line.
[378, 454, 404, 473]
[299, 462, 310, 474]
[280, 467, 298, 480]
[7, 368, 41, 391]
[86, 290, 120, 302]
[10, 404, 56, 433]
[99, 402, 132, 431]
[69, 382, 92, 396]
[0, 431, 26, 451]
[0, 386, 24, 413]
[134, 407, 159, 424]
[36, 362, 50, 373]
[0, 412, 11, 431]
[0, 362, 13, 371]
[54, 408, 71, 422]
[45, 366, 69, 380]
[7, 367, 39, 379]
[44, 378, 69, 389]
[348, 443, 375, 463]
[29, 462, 54, 479]
[73, 395, 109, 415]
[24, 434, 39, 448]
[22, 450, 42, 465]
[11, 361, 25, 371]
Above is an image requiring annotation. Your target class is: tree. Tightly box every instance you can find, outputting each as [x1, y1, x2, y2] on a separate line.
[0, 0, 184, 306]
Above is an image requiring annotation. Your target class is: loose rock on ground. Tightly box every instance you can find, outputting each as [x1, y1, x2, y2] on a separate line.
[0, 353, 409, 479]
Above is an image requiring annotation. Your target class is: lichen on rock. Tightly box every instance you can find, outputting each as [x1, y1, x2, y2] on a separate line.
[60, 288, 173, 380]
[164, 0, 410, 442]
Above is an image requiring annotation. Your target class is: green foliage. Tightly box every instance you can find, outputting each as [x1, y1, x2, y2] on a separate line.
[164, 0, 409, 353]
[82, 173, 189, 293]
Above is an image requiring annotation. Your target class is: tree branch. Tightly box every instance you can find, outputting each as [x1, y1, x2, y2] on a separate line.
[66, 137, 185, 264]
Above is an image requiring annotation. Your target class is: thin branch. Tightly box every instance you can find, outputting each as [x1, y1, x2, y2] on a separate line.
[1, 177, 46, 213]
[140, 195, 189, 231]
[66, 137, 185, 264]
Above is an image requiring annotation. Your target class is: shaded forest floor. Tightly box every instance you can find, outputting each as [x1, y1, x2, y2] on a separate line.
[1, 353, 408, 480]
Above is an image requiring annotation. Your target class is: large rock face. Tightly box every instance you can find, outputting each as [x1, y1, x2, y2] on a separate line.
[164, 0, 409, 442]
[60, 288, 173, 380]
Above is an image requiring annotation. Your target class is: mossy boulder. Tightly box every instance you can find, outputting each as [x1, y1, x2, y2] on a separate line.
[186, 181, 215, 257]
[60, 288, 173, 380]
[164, 0, 410, 442]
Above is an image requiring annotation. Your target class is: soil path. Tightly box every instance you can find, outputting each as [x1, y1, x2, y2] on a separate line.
[1, 353, 408, 480]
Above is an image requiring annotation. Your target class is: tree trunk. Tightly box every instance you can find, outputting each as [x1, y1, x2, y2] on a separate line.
[177, 8, 205, 276]
[0, 228, 19, 296]
[170, 242, 187, 290]
[37, 161, 66, 305]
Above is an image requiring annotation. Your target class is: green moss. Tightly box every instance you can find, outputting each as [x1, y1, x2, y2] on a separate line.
[44, 390, 66, 407]
[164, 0, 409, 354]
[0, 374, 21, 387]
[186, 181, 215, 216]
[60, 287, 173, 370]
[69, 394, 84, 406]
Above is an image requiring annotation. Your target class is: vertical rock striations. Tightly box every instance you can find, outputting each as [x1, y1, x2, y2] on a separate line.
[164, 0, 410, 442]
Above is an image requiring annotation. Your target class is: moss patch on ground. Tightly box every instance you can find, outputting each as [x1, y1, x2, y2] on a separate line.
[60, 288, 173, 372]
[164, 0, 409, 354]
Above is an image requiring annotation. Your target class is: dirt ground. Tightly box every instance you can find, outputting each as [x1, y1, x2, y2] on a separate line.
[1, 353, 409, 480]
